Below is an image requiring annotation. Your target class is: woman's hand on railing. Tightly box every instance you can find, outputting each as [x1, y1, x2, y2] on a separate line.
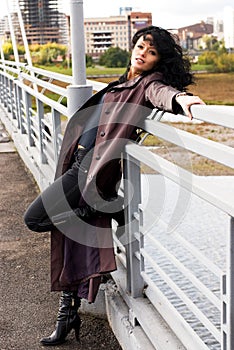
[176, 94, 206, 120]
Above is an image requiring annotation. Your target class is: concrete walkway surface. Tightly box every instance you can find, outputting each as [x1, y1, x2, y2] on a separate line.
[0, 128, 122, 349]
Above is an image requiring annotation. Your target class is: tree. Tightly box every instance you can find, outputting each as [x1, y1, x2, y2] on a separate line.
[86, 54, 94, 67]
[99, 47, 129, 67]
[2, 42, 14, 60]
[197, 51, 234, 72]
[202, 35, 227, 52]
[2, 41, 25, 61]
[30, 43, 67, 65]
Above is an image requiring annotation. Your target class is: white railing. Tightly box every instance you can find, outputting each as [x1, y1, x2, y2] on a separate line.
[0, 60, 103, 188]
[116, 105, 234, 350]
[1, 60, 234, 349]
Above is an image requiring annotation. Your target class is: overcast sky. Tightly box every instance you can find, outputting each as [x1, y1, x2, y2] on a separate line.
[1, 0, 233, 29]
[81, 0, 233, 29]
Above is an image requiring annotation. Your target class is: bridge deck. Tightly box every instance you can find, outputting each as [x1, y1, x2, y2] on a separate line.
[0, 120, 122, 350]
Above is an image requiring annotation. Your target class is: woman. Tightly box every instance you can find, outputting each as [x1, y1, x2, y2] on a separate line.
[24, 26, 205, 346]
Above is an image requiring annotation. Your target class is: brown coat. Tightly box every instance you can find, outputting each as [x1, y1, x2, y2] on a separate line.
[51, 72, 180, 302]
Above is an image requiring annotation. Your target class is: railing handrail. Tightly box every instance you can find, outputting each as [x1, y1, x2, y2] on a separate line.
[16, 79, 67, 116]
[19, 71, 68, 97]
[0, 59, 27, 68]
[191, 104, 234, 128]
[143, 115, 234, 169]
[26, 65, 73, 84]
[126, 142, 234, 216]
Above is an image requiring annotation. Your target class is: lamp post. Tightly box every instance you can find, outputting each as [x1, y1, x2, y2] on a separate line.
[67, 0, 92, 117]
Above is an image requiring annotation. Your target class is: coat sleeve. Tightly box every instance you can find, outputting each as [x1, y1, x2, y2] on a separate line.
[145, 81, 180, 113]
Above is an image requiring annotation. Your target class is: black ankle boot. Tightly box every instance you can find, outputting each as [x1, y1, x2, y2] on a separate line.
[40, 291, 81, 346]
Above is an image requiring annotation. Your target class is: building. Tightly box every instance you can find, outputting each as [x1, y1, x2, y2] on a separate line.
[223, 6, 234, 49]
[177, 21, 214, 50]
[18, 0, 63, 44]
[0, 0, 68, 46]
[213, 18, 224, 42]
[84, 11, 152, 60]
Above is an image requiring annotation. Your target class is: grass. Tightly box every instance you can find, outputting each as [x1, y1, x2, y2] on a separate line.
[37, 65, 125, 76]
[191, 63, 213, 71]
[189, 72, 234, 105]
[87, 66, 126, 76]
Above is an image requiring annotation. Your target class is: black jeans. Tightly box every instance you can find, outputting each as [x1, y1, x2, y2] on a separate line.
[24, 148, 125, 233]
[24, 154, 87, 233]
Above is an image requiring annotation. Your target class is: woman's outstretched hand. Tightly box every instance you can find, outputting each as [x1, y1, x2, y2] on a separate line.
[176, 94, 205, 120]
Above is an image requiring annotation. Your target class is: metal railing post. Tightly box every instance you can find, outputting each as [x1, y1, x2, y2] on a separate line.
[227, 216, 234, 350]
[24, 91, 33, 140]
[15, 84, 22, 130]
[37, 99, 47, 164]
[3, 76, 8, 108]
[9, 79, 15, 116]
[222, 273, 227, 350]
[51, 108, 62, 165]
[124, 152, 145, 297]
[0, 74, 3, 103]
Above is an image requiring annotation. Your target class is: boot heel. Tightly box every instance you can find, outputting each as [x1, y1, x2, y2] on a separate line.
[74, 316, 81, 342]
[40, 292, 81, 346]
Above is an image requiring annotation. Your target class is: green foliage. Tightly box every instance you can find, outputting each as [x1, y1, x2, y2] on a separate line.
[202, 36, 226, 52]
[197, 51, 217, 65]
[86, 54, 94, 68]
[30, 43, 67, 65]
[191, 63, 213, 71]
[197, 51, 234, 72]
[2, 41, 67, 64]
[215, 53, 234, 72]
[17, 45, 25, 55]
[2, 42, 14, 60]
[99, 47, 130, 68]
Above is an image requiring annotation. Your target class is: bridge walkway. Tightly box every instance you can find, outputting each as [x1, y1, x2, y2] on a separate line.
[0, 120, 122, 350]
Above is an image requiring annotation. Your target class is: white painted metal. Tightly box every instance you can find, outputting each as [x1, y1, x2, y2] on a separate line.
[125, 143, 234, 217]
[67, 0, 92, 115]
[191, 104, 234, 128]
[143, 119, 234, 169]
[225, 217, 234, 350]
[5, 0, 19, 63]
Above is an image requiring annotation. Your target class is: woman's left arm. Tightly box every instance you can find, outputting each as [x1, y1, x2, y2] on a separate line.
[146, 81, 205, 120]
[175, 93, 205, 120]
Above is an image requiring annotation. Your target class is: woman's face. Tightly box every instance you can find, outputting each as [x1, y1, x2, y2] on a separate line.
[130, 34, 160, 74]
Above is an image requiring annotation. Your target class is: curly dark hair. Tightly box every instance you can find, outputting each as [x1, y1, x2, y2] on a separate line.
[121, 26, 194, 91]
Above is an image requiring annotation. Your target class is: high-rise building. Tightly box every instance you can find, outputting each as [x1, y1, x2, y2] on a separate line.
[223, 6, 234, 49]
[17, 0, 64, 44]
[84, 11, 152, 60]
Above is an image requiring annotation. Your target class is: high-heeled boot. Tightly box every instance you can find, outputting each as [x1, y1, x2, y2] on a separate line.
[40, 291, 81, 346]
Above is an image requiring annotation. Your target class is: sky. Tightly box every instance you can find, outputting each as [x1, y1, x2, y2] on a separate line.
[81, 0, 234, 29]
[1, 0, 234, 29]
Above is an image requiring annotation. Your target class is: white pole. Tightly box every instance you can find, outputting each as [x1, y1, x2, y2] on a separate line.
[5, 0, 19, 63]
[67, 0, 92, 116]
[70, 0, 86, 85]
[0, 38, 7, 74]
[15, 1, 38, 91]
[15, 1, 33, 67]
